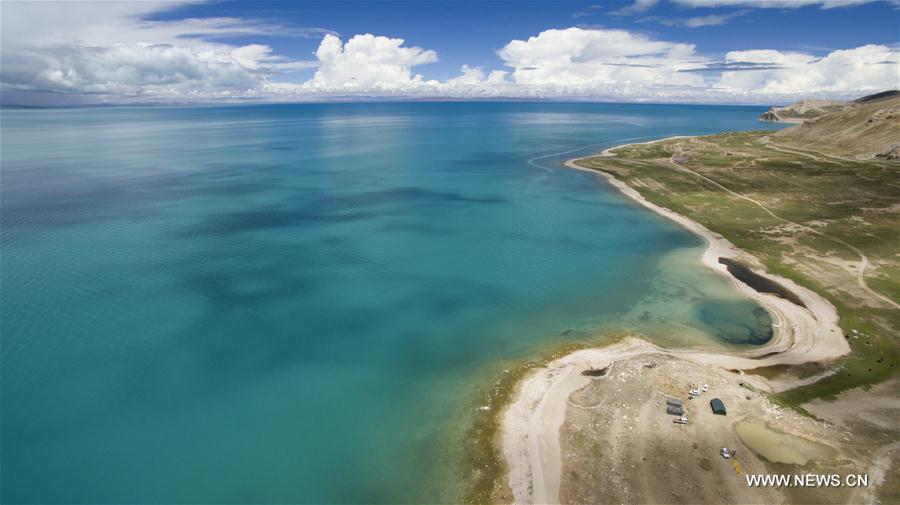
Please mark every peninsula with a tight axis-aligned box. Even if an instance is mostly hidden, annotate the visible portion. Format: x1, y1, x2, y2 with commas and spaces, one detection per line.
496, 92, 900, 504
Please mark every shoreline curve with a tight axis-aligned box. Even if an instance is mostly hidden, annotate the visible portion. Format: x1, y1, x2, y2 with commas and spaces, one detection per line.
500, 136, 851, 505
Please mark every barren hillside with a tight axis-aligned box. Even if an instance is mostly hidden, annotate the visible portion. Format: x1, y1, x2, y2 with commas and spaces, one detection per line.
774, 92, 900, 159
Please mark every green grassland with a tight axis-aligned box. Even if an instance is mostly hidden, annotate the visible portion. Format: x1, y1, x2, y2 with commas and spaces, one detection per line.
575, 131, 900, 408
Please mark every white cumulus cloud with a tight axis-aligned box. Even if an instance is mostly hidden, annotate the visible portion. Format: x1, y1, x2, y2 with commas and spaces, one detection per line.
26, 43, 262, 96
297, 34, 439, 93
716, 45, 900, 98
494, 27, 707, 99
1, 2, 897, 105
0, 1, 320, 103
673, 0, 889, 8
446, 65, 509, 85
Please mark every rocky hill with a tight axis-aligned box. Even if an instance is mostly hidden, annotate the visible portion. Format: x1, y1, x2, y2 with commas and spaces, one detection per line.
854, 89, 900, 104
773, 91, 900, 159
759, 99, 846, 123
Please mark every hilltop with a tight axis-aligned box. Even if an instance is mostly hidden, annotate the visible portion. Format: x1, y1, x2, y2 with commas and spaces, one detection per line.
854, 89, 900, 103
758, 99, 845, 123
774, 91, 900, 159
758, 89, 900, 126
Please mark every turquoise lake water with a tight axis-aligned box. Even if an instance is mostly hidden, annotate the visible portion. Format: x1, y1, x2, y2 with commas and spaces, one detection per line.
1, 102, 782, 503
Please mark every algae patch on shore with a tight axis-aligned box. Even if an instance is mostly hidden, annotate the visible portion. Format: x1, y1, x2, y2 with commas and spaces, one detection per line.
718, 257, 806, 308
735, 419, 835, 465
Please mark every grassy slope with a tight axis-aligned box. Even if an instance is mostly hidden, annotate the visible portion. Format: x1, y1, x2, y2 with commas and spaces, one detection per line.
575, 127, 900, 407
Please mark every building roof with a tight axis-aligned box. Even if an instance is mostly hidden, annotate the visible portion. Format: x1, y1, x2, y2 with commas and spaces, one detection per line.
666, 398, 683, 407
667, 405, 684, 416
710, 398, 727, 415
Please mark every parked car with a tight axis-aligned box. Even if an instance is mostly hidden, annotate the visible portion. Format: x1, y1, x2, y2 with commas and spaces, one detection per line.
702, 384, 709, 392
720, 447, 731, 459
673, 417, 688, 424
689, 389, 701, 396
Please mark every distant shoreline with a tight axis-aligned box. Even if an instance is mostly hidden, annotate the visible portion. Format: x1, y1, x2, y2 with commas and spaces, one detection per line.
759, 117, 805, 124
497, 136, 851, 504
0, 100, 780, 111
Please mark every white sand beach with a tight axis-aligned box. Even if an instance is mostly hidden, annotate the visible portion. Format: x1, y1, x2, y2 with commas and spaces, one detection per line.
500, 139, 852, 505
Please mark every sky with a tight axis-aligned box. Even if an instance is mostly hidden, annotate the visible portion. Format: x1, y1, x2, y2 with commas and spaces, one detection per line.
1, 0, 898, 106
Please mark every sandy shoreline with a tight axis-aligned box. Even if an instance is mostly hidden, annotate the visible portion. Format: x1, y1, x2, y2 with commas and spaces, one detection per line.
761, 118, 806, 124
500, 137, 851, 505
566, 139, 848, 369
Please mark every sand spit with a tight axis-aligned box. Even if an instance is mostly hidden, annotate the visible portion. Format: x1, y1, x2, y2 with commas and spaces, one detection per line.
500, 138, 852, 505
565, 140, 849, 370
555, 352, 873, 505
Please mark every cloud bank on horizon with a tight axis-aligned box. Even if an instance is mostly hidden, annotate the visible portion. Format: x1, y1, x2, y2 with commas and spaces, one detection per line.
1, 0, 898, 105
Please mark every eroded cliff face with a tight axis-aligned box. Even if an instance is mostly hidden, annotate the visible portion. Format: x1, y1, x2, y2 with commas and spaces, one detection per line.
876, 144, 899, 160
758, 110, 781, 122
758, 98, 845, 122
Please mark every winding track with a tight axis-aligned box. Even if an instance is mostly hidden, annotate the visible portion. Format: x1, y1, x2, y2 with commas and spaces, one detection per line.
847, 441, 900, 505
663, 148, 900, 310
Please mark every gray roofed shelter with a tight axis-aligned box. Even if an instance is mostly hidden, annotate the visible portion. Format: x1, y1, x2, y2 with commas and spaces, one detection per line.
710, 398, 727, 415
666, 398, 683, 407
667, 405, 684, 416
